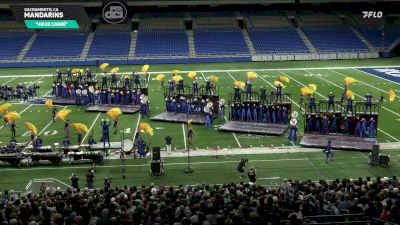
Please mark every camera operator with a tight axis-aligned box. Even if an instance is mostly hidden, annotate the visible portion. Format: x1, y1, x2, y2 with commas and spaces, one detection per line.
86, 169, 95, 189
104, 177, 112, 189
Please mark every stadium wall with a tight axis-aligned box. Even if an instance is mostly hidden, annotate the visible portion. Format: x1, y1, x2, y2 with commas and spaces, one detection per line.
0, 57, 251, 68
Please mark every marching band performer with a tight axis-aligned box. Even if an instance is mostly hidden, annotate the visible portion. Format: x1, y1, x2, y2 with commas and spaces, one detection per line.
192, 80, 198, 96
51, 106, 57, 123
77, 130, 83, 145
346, 96, 353, 114
205, 78, 212, 95
86, 68, 93, 81
369, 117, 376, 138
178, 79, 184, 94
102, 73, 108, 89
77, 70, 83, 84
10, 121, 16, 138
245, 80, 252, 100
113, 117, 119, 135
288, 120, 298, 144
365, 92, 373, 114
327, 92, 335, 112
111, 72, 117, 87
101, 119, 111, 147
64, 119, 70, 138
134, 71, 141, 88
260, 86, 266, 102
309, 95, 316, 113
234, 85, 241, 102
219, 99, 225, 120
62, 137, 70, 148
276, 83, 282, 102
56, 69, 62, 84
66, 68, 72, 81
330, 115, 338, 134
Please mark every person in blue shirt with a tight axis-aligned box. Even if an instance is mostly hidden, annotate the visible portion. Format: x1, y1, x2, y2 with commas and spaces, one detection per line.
276, 84, 282, 102
136, 138, 146, 158
62, 138, 70, 148
77, 71, 83, 84
100, 119, 111, 147
234, 86, 241, 102
219, 101, 225, 120
101, 74, 108, 89
260, 86, 267, 103
9, 137, 17, 149
282, 107, 289, 125
56, 69, 62, 84
306, 115, 312, 133
344, 117, 350, 135
111, 72, 117, 87
192, 80, 198, 96
309, 95, 316, 113
365, 92, 373, 114
168, 80, 174, 95
361, 118, 367, 137
88, 135, 96, 146
369, 117, 376, 138
134, 72, 141, 88
330, 115, 338, 134
178, 79, 184, 95
379, 92, 384, 106
288, 124, 298, 144
77, 130, 83, 145
86, 68, 92, 81
205, 79, 212, 95
245, 81, 252, 101
324, 140, 333, 163
241, 104, 246, 122
322, 116, 329, 134
327, 92, 335, 112
66, 68, 72, 81
246, 104, 252, 121
346, 96, 353, 114
315, 115, 321, 134
124, 76, 130, 89
35, 135, 43, 147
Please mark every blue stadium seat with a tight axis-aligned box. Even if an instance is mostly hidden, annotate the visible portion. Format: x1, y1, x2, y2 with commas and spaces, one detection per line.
135, 29, 189, 57
302, 26, 369, 52
88, 30, 130, 58
247, 27, 309, 53
193, 28, 249, 55
0, 31, 32, 60
25, 31, 87, 59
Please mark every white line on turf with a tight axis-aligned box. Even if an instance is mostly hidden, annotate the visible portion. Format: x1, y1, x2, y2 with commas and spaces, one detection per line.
0, 156, 366, 171
35, 106, 68, 138
352, 68, 400, 87
82, 112, 101, 143
328, 69, 400, 118
132, 114, 142, 142
2, 65, 400, 78
1, 77, 17, 85
182, 123, 187, 150
378, 128, 400, 142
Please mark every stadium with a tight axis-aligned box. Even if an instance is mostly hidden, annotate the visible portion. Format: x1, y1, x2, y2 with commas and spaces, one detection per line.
0, 0, 400, 224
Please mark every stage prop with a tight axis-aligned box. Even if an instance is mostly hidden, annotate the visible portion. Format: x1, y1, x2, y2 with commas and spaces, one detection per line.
300, 134, 377, 151
86, 104, 140, 114
150, 147, 164, 176
151, 112, 206, 124
218, 121, 289, 135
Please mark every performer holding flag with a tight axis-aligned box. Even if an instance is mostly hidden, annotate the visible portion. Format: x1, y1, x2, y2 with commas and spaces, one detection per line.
100, 119, 111, 147
365, 92, 373, 114
327, 92, 335, 112
64, 120, 70, 138
107, 107, 122, 135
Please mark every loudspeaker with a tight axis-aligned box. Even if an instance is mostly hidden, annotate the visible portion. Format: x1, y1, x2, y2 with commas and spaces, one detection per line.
152, 147, 160, 161
379, 153, 390, 167
151, 162, 161, 173
370, 144, 379, 163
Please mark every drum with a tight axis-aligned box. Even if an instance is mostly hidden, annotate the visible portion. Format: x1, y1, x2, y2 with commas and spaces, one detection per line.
122, 139, 134, 154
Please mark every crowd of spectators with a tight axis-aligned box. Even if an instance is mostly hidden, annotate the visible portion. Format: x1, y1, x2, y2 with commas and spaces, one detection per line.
0, 176, 400, 225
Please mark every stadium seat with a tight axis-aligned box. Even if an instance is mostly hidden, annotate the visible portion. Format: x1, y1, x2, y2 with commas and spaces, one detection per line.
88, 30, 131, 58
25, 31, 87, 59
301, 26, 369, 52
0, 31, 32, 60
247, 27, 309, 53
135, 29, 189, 57
193, 27, 249, 55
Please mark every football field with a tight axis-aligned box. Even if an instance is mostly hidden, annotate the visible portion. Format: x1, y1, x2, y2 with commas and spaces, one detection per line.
0, 58, 400, 191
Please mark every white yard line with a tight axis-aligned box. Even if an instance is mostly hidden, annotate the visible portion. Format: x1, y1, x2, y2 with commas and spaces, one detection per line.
352, 68, 400, 87
0, 156, 365, 171
82, 112, 101, 143
182, 123, 187, 150
1, 77, 17, 85
232, 132, 242, 148
378, 128, 400, 142
132, 114, 142, 141
36, 106, 68, 137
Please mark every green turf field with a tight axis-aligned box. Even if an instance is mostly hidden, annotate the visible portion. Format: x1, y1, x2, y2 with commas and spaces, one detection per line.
0, 58, 399, 191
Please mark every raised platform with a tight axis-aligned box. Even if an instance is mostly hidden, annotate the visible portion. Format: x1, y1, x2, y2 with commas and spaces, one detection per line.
88, 142, 122, 151
300, 134, 377, 151
50, 97, 76, 105
151, 112, 205, 124
86, 104, 140, 114
218, 121, 289, 136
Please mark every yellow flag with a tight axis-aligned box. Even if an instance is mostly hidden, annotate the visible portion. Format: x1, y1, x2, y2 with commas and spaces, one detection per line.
99, 63, 109, 70
156, 74, 165, 81
106, 107, 122, 120
346, 90, 355, 100
139, 122, 154, 136
171, 70, 181, 75
4, 111, 20, 122
247, 72, 257, 79
300, 87, 313, 96
110, 67, 120, 73
0, 103, 12, 113
45, 99, 53, 109
142, 64, 149, 73
388, 89, 395, 102
187, 71, 197, 80
172, 75, 183, 83
209, 75, 219, 82
56, 109, 71, 121
25, 122, 38, 136
345, 77, 357, 85
72, 68, 81, 74
234, 81, 246, 88
308, 84, 317, 91
279, 75, 289, 83
72, 123, 89, 133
